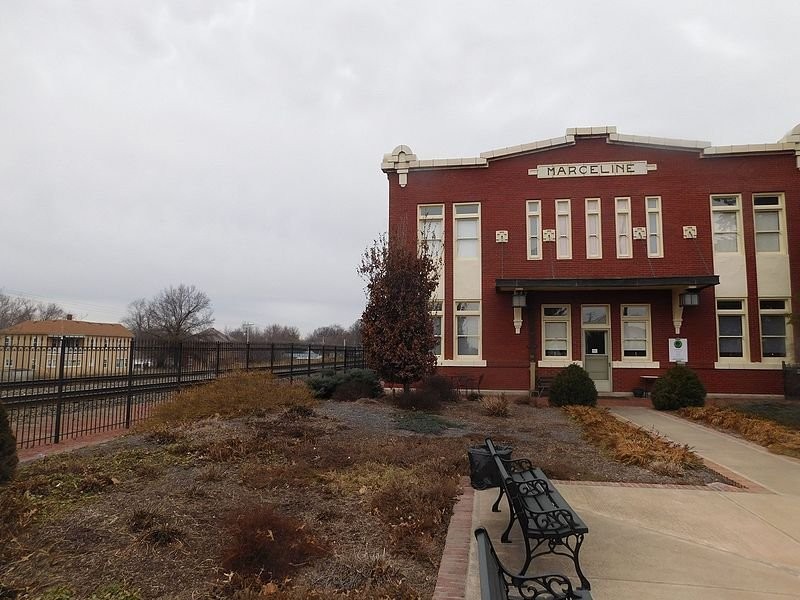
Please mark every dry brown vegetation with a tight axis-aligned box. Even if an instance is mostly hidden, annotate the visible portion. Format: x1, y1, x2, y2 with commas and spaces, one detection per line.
679, 405, 800, 458
1, 373, 733, 599
565, 406, 704, 476
479, 395, 510, 417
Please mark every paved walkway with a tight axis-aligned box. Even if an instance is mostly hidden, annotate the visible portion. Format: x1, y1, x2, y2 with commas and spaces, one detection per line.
456, 408, 800, 600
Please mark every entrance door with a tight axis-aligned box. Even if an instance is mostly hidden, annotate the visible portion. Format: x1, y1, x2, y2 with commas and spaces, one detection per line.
583, 329, 611, 392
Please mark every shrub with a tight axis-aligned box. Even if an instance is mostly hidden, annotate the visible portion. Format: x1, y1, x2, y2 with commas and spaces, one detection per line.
481, 395, 510, 417
393, 390, 440, 411
222, 503, 327, 582
0, 401, 18, 484
650, 365, 706, 411
307, 369, 383, 400
419, 374, 458, 403
548, 365, 597, 407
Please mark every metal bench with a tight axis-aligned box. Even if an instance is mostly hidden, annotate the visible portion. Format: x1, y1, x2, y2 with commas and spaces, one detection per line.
486, 438, 591, 591
474, 527, 592, 600
532, 376, 554, 398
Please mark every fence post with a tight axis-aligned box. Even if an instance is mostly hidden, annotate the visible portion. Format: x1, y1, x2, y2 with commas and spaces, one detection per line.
289, 343, 294, 382
176, 343, 183, 387
246, 342, 251, 371
321, 344, 325, 371
125, 339, 135, 428
270, 343, 275, 372
215, 342, 221, 379
53, 337, 68, 444
307, 346, 312, 377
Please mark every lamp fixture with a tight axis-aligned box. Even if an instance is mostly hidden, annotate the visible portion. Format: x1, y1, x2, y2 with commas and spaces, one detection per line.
679, 291, 700, 307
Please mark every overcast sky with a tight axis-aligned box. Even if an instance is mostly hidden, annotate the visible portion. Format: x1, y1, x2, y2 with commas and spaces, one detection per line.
2, 1, 799, 336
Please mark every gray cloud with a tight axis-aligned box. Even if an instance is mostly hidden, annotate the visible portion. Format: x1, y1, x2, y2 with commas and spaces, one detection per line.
2, 1, 798, 332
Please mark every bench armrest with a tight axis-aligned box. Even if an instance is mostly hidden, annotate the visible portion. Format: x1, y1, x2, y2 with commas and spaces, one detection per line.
509, 572, 582, 599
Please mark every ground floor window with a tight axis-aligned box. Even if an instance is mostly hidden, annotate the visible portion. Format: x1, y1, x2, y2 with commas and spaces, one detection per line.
621, 305, 650, 359
542, 305, 570, 358
455, 301, 480, 357
717, 299, 746, 359
430, 300, 443, 357
759, 299, 788, 358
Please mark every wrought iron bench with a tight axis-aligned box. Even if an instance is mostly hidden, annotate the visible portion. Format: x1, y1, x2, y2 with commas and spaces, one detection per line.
485, 438, 591, 591
474, 527, 592, 600
532, 376, 554, 398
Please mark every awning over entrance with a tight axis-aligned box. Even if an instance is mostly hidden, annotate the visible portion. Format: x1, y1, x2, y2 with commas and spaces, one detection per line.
496, 275, 719, 292
496, 275, 719, 335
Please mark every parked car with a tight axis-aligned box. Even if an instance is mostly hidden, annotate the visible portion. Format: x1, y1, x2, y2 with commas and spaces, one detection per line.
291, 351, 322, 361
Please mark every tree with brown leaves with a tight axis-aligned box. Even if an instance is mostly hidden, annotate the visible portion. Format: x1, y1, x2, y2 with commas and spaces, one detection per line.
358, 231, 439, 394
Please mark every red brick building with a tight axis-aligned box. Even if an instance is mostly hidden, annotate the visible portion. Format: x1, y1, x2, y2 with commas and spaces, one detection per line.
381, 126, 800, 396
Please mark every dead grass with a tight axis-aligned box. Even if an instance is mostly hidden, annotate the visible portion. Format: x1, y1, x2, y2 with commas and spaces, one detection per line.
141, 371, 315, 428
480, 395, 510, 417
679, 406, 800, 458
1, 373, 734, 598
565, 406, 704, 475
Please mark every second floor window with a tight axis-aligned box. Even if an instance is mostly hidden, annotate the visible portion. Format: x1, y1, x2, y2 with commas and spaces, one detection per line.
555, 199, 571, 259
454, 203, 480, 258
711, 195, 740, 253
646, 196, 663, 257
585, 198, 601, 259
527, 200, 541, 259
418, 205, 443, 258
615, 197, 632, 258
753, 194, 784, 253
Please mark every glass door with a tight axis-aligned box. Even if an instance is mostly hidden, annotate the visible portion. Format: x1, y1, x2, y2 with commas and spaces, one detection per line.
582, 305, 611, 392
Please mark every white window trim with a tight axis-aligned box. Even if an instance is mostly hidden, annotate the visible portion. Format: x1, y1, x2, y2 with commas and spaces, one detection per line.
555, 199, 572, 259
454, 300, 482, 360
752, 193, 786, 255
418, 204, 444, 258
453, 203, 480, 260
430, 300, 444, 359
716, 298, 748, 362
710, 194, 742, 255
620, 304, 652, 362
758, 298, 791, 362
585, 198, 602, 259
645, 196, 663, 258
526, 200, 542, 260
541, 304, 572, 362
615, 197, 632, 258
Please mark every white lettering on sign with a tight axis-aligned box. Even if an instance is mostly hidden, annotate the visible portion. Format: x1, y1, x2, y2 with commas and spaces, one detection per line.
528, 161, 653, 178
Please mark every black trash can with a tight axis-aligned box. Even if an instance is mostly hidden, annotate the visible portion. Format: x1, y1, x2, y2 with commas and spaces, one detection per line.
468, 443, 512, 490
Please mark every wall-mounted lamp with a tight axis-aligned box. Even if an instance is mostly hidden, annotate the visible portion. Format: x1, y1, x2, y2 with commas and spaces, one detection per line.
512, 291, 527, 334
679, 291, 700, 307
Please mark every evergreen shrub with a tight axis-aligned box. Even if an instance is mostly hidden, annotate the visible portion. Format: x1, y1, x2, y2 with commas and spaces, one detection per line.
307, 369, 383, 400
650, 365, 706, 411
548, 364, 598, 407
0, 400, 18, 484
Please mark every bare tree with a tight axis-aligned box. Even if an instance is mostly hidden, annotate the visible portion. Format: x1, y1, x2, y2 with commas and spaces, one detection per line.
123, 285, 214, 342
0, 292, 67, 329
305, 324, 347, 345
262, 324, 301, 343
358, 231, 439, 394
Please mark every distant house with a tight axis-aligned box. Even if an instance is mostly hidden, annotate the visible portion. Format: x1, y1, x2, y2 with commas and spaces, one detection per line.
192, 328, 234, 343
0, 317, 133, 380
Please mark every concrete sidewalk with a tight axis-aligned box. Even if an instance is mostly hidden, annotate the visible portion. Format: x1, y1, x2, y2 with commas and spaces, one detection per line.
460, 409, 800, 599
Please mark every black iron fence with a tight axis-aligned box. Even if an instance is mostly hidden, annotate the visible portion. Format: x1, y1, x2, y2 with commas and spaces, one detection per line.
784, 361, 800, 400
0, 341, 365, 449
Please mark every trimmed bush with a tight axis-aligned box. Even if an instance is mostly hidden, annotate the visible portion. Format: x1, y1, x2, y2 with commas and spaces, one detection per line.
419, 374, 458, 403
650, 365, 706, 411
0, 401, 18, 484
307, 369, 383, 400
548, 364, 598, 407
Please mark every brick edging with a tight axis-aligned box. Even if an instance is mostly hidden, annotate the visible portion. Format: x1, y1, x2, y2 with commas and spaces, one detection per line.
432, 476, 474, 600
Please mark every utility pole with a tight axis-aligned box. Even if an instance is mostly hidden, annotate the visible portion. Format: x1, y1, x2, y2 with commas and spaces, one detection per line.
242, 321, 254, 344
